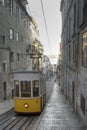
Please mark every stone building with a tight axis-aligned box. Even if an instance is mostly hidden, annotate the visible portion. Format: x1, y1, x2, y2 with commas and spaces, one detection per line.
60, 0, 87, 125
57, 42, 63, 87
42, 55, 53, 80
0, 0, 36, 101
26, 17, 44, 71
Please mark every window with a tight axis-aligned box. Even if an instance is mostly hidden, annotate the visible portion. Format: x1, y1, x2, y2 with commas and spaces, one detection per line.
83, 0, 87, 23
82, 31, 87, 68
2, 35, 5, 44
21, 53, 23, 59
3, 82, 6, 100
10, 52, 14, 62
1, 0, 4, 6
17, 53, 20, 62
3, 62, 6, 71
21, 35, 23, 42
10, 0, 13, 14
21, 11, 23, 19
20, 81, 31, 97
24, 18, 26, 27
80, 94, 85, 115
26, 21, 28, 30
16, 32, 19, 41
73, 3, 76, 33
16, 7, 19, 20
69, 17, 71, 40
69, 44, 71, 62
73, 41, 77, 63
10, 28, 14, 40
14, 81, 19, 97
32, 80, 39, 97
32, 45, 35, 54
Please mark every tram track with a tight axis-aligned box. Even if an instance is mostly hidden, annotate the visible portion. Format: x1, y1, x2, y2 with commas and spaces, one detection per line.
0, 109, 14, 121
0, 110, 39, 130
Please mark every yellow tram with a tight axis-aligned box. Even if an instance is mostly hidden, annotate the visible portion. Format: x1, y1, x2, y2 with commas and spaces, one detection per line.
12, 70, 46, 113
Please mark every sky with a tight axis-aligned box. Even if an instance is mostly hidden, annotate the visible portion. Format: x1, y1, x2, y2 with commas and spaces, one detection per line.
27, 0, 62, 64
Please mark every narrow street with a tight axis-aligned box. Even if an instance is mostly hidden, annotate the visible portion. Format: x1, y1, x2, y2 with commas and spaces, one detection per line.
34, 81, 85, 130
0, 80, 86, 130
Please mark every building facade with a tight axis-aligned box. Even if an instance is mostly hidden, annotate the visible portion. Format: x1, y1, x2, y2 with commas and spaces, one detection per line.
26, 17, 44, 71
57, 42, 63, 87
0, 0, 39, 101
60, 0, 87, 125
42, 55, 53, 80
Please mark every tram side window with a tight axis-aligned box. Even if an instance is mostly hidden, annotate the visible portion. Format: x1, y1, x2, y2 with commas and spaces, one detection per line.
32, 80, 39, 97
14, 81, 19, 97
20, 81, 31, 97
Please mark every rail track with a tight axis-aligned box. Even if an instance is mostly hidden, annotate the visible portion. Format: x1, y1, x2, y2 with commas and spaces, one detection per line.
0, 109, 39, 130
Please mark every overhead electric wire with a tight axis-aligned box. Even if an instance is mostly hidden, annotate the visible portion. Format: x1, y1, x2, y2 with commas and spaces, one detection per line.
40, 0, 54, 64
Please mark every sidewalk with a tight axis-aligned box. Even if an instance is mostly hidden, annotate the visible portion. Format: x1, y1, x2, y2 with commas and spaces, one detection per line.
34, 83, 86, 130
0, 99, 14, 115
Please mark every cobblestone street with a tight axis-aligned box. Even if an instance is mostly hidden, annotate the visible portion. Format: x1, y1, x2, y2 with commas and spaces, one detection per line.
36, 82, 86, 130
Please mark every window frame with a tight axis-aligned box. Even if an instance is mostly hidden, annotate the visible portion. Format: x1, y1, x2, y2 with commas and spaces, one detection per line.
1, 0, 4, 6
16, 6, 19, 20
3, 62, 6, 72
2, 35, 5, 44
10, 0, 13, 15
17, 53, 20, 62
32, 80, 39, 97
16, 32, 19, 42
10, 52, 14, 63
14, 80, 19, 97
80, 94, 85, 115
10, 28, 14, 40
20, 81, 31, 98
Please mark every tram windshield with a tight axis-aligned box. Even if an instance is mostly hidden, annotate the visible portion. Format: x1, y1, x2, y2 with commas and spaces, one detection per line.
14, 80, 39, 98
20, 81, 31, 97
32, 80, 39, 97
14, 80, 19, 97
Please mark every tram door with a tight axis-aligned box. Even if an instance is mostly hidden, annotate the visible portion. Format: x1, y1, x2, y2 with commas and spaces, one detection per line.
3, 82, 6, 100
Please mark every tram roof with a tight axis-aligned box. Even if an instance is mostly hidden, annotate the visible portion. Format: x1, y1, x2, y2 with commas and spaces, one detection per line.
11, 70, 45, 81
11, 70, 43, 74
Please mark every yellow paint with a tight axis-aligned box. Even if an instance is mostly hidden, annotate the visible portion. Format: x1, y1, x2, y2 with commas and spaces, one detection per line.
14, 98, 42, 113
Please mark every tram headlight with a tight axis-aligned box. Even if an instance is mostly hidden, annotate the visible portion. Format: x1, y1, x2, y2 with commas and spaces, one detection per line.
24, 103, 29, 108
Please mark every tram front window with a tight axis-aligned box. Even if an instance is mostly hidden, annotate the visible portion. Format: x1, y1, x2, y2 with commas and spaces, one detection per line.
20, 81, 31, 97
14, 81, 19, 97
32, 80, 39, 97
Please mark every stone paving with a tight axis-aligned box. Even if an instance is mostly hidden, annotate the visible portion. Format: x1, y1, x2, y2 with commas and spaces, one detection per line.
0, 99, 14, 115
36, 83, 86, 130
